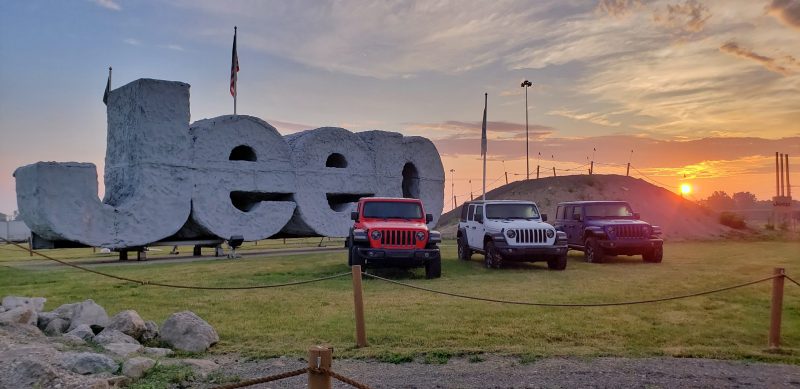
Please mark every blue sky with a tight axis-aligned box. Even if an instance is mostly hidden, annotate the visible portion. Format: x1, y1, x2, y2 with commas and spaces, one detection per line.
1, 0, 799, 215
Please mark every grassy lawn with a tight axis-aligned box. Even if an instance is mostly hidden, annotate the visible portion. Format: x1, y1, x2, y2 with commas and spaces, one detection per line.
1, 240, 799, 364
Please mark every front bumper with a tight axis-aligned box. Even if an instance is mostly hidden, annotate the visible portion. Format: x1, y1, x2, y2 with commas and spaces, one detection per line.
597, 238, 663, 254
493, 240, 568, 262
355, 247, 440, 268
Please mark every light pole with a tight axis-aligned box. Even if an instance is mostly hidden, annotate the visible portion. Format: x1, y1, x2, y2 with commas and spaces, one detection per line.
521, 80, 532, 180
450, 169, 456, 210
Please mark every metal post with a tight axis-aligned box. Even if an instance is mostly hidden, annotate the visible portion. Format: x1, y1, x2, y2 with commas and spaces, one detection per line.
28, 236, 33, 256
119, 251, 127, 261
780, 153, 785, 197
525, 85, 529, 180
785, 154, 791, 198
308, 346, 332, 389
776, 152, 780, 198
352, 265, 368, 347
769, 267, 785, 350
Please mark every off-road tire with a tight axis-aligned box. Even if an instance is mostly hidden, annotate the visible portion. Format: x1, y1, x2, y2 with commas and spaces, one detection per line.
584, 237, 603, 263
425, 257, 442, 279
547, 254, 568, 270
457, 236, 472, 261
484, 241, 501, 269
643, 246, 663, 263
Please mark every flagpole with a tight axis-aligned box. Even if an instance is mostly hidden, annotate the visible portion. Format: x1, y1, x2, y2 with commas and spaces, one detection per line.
108, 67, 112, 88
233, 26, 237, 116
483, 93, 487, 201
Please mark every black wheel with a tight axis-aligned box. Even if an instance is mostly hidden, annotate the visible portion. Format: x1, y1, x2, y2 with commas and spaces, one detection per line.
584, 237, 603, 263
425, 257, 441, 279
643, 246, 663, 263
484, 241, 502, 269
547, 254, 567, 270
457, 236, 472, 261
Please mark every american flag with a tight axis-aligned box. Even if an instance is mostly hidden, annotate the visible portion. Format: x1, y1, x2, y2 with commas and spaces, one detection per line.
481, 93, 487, 157
230, 27, 239, 97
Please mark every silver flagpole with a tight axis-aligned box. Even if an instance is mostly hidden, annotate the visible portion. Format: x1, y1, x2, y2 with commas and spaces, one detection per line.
483, 93, 487, 201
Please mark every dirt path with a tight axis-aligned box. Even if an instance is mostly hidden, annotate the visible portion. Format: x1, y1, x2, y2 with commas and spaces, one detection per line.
199, 354, 800, 388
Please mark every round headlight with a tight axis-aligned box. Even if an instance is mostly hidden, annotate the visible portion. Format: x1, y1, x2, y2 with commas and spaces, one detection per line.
370, 230, 382, 240
415, 231, 426, 241
546, 229, 555, 238
506, 229, 516, 239
606, 227, 615, 235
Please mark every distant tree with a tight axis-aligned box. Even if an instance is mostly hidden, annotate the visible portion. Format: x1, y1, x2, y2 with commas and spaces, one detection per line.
732, 192, 757, 209
705, 191, 735, 210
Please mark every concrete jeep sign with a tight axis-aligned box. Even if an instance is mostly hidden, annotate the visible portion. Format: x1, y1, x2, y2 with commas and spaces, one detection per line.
14, 79, 444, 249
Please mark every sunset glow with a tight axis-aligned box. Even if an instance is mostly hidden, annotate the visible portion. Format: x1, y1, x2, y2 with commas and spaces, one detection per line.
681, 183, 693, 196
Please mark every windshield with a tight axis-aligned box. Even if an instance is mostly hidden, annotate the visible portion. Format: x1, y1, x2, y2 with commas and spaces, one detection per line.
585, 203, 633, 218
363, 202, 423, 219
486, 203, 540, 219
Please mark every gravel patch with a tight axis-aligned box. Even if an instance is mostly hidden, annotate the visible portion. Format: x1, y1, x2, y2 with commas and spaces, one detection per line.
200, 354, 800, 388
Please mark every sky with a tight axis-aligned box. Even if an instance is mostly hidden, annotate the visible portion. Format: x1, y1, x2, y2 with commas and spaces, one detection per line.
0, 0, 799, 216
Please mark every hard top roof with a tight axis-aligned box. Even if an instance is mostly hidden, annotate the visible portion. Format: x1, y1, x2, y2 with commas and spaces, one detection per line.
557, 200, 630, 205
360, 197, 422, 202
463, 199, 537, 205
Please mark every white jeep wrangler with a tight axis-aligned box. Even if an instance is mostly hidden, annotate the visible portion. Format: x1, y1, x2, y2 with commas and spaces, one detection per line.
457, 200, 568, 270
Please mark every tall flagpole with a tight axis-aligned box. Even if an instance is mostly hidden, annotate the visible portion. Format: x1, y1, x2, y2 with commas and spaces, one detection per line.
482, 93, 487, 201
233, 26, 237, 115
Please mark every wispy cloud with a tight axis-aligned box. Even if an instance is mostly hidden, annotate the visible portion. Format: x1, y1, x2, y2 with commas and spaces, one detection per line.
652, 0, 711, 35
719, 41, 798, 76
159, 44, 184, 51
596, 0, 643, 18
123, 38, 141, 46
767, 0, 800, 30
90, 0, 121, 11
548, 109, 621, 127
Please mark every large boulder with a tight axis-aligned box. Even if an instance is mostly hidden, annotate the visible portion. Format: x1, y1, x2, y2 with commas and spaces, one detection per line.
66, 324, 95, 341
140, 320, 159, 343
94, 329, 138, 345
122, 357, 155, 379
2, 296, 46, 312
0, 306, 38, 326
37, 311, 58, 330
61, 352, 118, 375
106, 310, 146, 340
103, 342, 143, 358
160, 311, 218, 352
66, 300, 109, 331
43, 317, 69, 336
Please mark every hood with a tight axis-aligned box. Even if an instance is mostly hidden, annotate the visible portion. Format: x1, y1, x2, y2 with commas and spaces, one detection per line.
484, 218, 554, 232
362, 220, 428, 230
585, 219, 650, 227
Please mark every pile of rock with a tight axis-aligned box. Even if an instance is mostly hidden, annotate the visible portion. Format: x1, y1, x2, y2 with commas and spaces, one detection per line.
0, 296, 220, 388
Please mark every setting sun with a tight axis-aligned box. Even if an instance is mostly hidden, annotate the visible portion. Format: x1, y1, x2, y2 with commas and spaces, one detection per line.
680, 183, 692, 195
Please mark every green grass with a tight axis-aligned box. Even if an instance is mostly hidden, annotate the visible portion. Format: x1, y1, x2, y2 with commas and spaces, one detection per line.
1, 240, 799, 364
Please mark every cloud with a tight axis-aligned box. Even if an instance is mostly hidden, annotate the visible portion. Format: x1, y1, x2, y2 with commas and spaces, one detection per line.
719, 41, 797, 76
159, 44, 184, 51
767, 0, 800, 30
596, 0, 643, 18
123, 38, 141, 46
90, 0, 121, 11
267, 119, 316, 134
653, 0, 711, 34
405, 120, 554, 141
548, 109, 621, 127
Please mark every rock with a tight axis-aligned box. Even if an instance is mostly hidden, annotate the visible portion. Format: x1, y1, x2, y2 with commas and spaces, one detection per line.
67, 299, 109, 331
2, 296, 46, 312
160, 311, 218, 352
62, 333, 88, 346
140, 320, 159, 343
103, 342, 143, 358
94, 329, 139, 345
53, 302, 79, 319
67, 324, 95, 341
106, 310, 146, 339
122, 357, 156, 379
105, 375, 131, 388
0, 357, 58, 388
37, 311, 58, 330
0, 306, 38, 326
61, 352, 118, 375
143, 347, 174, 358
44, 317, 69, 336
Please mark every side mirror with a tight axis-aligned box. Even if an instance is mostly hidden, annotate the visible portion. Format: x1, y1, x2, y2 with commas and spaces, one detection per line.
350, 211, 359, 221
475, 214, 483, 223
425, 213, 433, 223
541, 214, 548, 222
633, 212, 640, 220
572, 214, 582, 221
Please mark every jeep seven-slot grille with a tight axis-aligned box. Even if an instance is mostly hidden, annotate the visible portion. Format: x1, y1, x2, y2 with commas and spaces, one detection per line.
513, 229, 547, 244
615, 225, 647, 239
380, 230, 416, 247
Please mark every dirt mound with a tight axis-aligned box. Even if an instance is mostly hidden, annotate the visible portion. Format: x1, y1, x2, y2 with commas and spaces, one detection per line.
437, 174, 733, 241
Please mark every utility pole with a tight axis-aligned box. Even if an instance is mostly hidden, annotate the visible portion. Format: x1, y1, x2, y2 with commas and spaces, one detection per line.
521, 80, 532, 180
627, 149, 633, 177
450, 169, 456, 210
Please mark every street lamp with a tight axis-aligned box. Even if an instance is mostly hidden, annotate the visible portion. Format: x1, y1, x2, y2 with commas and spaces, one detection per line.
450, 169, 456, 210
521, 80, 533, 180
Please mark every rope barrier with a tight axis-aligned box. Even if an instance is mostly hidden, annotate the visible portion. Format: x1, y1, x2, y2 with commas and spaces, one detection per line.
312, 367, 372, 389
786, 274, 800, 288
0, 237, 349, 290
209, 367, 371, 389
362, 272, 780, 307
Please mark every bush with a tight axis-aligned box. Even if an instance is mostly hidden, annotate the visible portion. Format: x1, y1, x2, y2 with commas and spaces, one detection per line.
719, 212, 746, 229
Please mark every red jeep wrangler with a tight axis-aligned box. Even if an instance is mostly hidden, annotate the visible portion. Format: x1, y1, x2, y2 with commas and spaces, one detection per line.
347, 197, 442, 279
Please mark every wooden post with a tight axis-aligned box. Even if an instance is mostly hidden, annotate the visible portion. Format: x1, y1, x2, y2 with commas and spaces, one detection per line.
505, 171, 508, 184
28, 236, 33, 256
352, 265, 368, 347
536, 165, 540, 179
590, 161, 594, 175
626, 162, 630, 177
552, 166, 556, 177
308, 345, 332, 389
769, 267, 785, 350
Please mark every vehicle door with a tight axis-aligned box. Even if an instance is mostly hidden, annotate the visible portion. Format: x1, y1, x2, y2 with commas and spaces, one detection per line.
567, 205, 584, 245
466, 204, 485, 249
